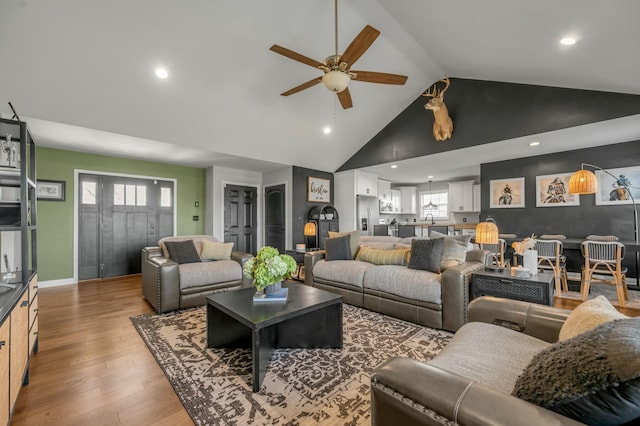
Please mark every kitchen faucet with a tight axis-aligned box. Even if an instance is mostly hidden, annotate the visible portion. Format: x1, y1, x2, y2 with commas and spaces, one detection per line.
424, 213, 435, 225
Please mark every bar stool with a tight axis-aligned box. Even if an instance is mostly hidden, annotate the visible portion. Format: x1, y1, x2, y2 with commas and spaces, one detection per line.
535, 239, 568, 296
580, 240, 628, 307
373, 225, 389, 236
397, 225, 416, 238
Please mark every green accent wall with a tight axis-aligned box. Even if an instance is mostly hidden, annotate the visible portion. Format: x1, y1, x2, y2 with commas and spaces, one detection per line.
36, 147, 206, 281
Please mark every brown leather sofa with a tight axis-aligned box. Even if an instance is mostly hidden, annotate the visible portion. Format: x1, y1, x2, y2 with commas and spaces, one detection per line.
304, 236, 486, 332
371, 297, 583, 426
141, 235, 252, 313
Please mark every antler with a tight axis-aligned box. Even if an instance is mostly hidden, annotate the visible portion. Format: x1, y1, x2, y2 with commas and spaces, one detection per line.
421, 86, 438, 98
422, 76, 450, 99
439, 76, 450, 94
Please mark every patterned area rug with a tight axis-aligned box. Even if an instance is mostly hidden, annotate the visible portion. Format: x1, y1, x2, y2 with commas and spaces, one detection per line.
130, 304, 451, 425
559, 282, 640, 309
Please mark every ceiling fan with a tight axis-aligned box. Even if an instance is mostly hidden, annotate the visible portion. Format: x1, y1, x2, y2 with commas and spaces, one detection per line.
269, 0, 408, 109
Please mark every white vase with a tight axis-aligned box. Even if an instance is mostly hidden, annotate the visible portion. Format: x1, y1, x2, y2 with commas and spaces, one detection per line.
522, 250, 538, 275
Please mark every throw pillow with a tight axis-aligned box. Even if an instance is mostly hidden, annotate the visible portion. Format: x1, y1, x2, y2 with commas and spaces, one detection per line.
355, 246, 409, 266
164, 240, 201, 264
429, 231, 471, 270
324, 235, 352, 261
200, 240, 234, 261
328, 230, 360, 259
512, 318, 640, 425
559, 295, 627, 341
408, 238, 444, 273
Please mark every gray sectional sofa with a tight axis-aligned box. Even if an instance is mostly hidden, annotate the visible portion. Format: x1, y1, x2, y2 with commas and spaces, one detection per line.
304, 235, 486, 332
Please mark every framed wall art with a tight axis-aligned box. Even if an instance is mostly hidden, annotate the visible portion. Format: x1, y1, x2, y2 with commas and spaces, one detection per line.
489, 177, 525, 208
595, 166, 640, 206
535, 173, 580, 207
307, 176, 330, 203
37, 179, 66, 201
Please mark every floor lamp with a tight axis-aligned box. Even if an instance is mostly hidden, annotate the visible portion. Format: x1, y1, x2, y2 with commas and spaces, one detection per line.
569, 163, 639, 288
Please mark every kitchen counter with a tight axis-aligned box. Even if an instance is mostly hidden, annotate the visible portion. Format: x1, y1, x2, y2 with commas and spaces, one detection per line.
398, 222, 478, 229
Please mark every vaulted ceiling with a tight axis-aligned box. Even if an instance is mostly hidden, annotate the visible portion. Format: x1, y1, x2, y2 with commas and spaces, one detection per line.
1, 0, 639, 178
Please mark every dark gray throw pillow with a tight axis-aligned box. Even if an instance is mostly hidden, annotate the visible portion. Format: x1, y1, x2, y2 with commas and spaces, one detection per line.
408, 238, 444, 273
165, 240, 201, 264
512, 318, 640, 425
324, 235, 352, 261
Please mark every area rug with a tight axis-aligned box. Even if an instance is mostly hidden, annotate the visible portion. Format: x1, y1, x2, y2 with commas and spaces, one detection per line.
130, 304, 451, 425
559, 281, 640, 309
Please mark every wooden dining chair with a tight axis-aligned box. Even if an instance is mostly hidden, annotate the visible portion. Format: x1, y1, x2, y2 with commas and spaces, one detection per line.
535, 239, 568, 296
580, 240, 628, 307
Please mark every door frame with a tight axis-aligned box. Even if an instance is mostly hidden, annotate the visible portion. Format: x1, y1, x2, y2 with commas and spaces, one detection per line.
73, 169, 178, 283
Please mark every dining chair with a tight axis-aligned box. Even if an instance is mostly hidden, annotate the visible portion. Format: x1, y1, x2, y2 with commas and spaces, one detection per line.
373, 225, 389, 236
479, 238, 507, 268
535, 239, 568, 296
397, 225, 416, 238
580, 240, 628, 307
586, 235, 619, 241
539, 234, 567, 240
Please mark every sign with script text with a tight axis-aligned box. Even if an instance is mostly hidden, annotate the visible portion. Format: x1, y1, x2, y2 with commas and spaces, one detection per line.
307, 176, 331, 202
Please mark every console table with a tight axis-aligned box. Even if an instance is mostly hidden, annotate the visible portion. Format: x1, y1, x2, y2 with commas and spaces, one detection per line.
472, 269, 555, 306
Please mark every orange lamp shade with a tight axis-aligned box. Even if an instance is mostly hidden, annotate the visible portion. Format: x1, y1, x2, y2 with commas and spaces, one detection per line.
475, 221, 499, 245
568, 169, 597, 194
303, 222, 317, 236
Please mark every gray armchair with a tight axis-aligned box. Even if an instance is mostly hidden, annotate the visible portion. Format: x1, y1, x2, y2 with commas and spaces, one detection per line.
141, 235, 252, 313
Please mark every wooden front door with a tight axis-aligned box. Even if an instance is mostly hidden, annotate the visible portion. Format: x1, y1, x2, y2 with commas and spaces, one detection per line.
265, 184, 285, 252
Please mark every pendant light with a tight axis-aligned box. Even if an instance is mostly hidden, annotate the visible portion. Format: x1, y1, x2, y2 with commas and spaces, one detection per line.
425, 180, 437, 210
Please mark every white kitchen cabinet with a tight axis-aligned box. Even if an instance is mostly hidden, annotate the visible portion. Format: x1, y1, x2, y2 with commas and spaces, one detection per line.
378, 180, 391, 200
391, 189, 401, 213
398, 186, 417, 214
356, 171, 378, 197
449, 181, 474, 212
473, 184, 481, 212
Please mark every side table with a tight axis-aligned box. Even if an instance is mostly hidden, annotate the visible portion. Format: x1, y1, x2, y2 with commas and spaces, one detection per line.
471, 269, 555, 306
285, 250, 307, 282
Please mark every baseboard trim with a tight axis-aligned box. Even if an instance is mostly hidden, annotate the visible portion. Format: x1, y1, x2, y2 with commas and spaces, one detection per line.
39, 278, 76, 288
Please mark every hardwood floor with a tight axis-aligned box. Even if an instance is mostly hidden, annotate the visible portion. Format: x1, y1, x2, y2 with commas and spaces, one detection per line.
11, 275, 192, 426
10, 275, 639, 425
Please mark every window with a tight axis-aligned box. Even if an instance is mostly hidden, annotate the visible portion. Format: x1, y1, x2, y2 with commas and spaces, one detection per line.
420, 191, 448, 219
160, 187, 172, 207
114, 183, 147, 206
81, 181, 97, 205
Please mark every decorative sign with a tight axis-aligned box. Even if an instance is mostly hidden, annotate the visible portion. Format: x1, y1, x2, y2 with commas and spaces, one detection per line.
307, 176, 331, 203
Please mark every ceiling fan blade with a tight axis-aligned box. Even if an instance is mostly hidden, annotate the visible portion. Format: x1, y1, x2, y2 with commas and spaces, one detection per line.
269, 44, 324, 69
351, 70, 408, 85
280, 76, 323, 96
340, 25, 380, 67
337, 88, 353, 109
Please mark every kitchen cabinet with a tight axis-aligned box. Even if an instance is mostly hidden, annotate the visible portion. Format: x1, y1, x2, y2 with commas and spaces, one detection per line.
449, 181, 474, 212
0, 318, 8, 425
391, 190, 401, 213
356, 171, 378, 197
398, 186, 417, 214
473, 184, 481, 212
378, 180, 391, 201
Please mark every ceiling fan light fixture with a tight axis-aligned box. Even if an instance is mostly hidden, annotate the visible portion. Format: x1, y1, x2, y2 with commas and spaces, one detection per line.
322, 70, 350, 93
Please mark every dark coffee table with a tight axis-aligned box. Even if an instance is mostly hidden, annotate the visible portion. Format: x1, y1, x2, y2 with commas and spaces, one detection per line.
206, 283, 343, 392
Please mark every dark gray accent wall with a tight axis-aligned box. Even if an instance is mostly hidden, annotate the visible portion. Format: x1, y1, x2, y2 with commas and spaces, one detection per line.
292, 166, 334, 247
481, 140, 640, 276
338, 78, 640, 171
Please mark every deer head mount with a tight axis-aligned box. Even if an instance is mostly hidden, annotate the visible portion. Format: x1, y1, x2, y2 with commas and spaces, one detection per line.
422, 77, 453, 141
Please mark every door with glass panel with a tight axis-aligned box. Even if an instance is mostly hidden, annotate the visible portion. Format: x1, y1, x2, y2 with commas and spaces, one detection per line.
78, 174, 174, 280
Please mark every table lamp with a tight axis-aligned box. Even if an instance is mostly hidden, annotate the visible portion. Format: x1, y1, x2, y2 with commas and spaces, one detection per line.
304, 221, 317, 250
476, 218, 499, 270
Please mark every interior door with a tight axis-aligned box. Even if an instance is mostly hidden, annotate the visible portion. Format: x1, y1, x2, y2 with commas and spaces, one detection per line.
224, 184, 257, 254
265, 184, 285, 252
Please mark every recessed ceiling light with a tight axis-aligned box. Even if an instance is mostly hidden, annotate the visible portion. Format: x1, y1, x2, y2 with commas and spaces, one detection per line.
155, 68, 169, 79
529, 141, 540, 146
560, 37, 576, 46
323, 126, 332, 134
390, 164, 398, 169
427, 175, 434, 179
